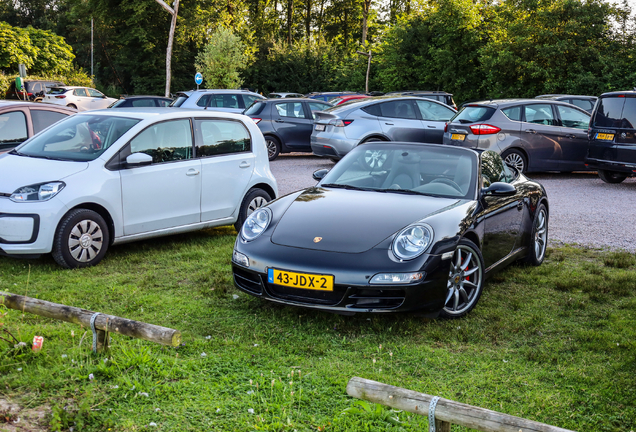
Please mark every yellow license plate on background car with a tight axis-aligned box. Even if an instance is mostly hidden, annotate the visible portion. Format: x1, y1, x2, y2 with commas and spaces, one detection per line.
268, 268, 334, 291
596, 133, 614, 141
451, 133, 466, 141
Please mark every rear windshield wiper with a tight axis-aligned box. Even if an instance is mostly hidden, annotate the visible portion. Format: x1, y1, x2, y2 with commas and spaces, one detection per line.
457, 119, 473, 124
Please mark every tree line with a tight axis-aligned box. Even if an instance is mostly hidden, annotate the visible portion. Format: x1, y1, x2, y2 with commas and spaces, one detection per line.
1, 0, 634, 102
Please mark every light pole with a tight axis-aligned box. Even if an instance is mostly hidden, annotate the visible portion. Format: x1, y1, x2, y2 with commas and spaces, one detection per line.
356, 50, 372, 94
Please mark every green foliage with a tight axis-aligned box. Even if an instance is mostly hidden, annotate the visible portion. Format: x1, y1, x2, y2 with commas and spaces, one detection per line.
24, 26, 75, 75
195, 27, 251, 89
0, 21, 37, 70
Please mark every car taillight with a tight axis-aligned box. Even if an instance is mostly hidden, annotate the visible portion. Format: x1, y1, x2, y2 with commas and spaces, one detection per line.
444, 122, 448, 133
469, 124, 501, 135
328, 119, 354, 127
55, 95, 66, 99
251, 118, 262, 124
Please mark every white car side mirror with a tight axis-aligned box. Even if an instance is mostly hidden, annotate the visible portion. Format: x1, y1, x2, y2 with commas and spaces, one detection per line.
126, 152, 153, 167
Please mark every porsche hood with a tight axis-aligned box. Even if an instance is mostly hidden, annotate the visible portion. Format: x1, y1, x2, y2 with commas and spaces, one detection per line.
270, 187, 461, 253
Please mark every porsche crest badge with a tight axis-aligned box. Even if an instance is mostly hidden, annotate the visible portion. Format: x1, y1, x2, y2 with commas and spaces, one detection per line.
313, 237, 322, 243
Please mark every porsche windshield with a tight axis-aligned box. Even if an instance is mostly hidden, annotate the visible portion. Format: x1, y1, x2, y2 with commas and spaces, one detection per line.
321, 144, 478, 199
15, 115, 140, 161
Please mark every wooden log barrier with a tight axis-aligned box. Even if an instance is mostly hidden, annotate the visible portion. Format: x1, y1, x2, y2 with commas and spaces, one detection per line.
346, 377, 576, 432
1, 291, 181, 351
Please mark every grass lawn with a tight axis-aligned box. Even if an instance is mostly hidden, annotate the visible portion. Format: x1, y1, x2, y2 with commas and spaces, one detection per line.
1, 227, 635, 431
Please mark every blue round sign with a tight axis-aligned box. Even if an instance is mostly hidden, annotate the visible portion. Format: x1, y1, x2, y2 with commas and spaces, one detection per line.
194, 72, 203, 85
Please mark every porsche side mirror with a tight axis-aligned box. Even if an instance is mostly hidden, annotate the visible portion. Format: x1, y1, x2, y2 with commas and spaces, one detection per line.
126, 152, 153, 167
313, 168, 330, 181
482, 182, 516, 196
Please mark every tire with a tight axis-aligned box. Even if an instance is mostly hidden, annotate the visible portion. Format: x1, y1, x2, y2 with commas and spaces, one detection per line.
52, 209, 110, 269
439, 239, 485, 318
234, 188, 272, 231
524, 203, 548, 266
265, 136, 281, 161
598, 169, 627, 184
502, 149, 527, 174
67, 104, 77, 109
359, 138, 389, 169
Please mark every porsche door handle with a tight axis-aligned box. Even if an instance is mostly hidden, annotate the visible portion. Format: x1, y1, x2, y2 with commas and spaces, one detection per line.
239, 161, 251, 168
186, 169, 200, 176
524, 129, 537, 134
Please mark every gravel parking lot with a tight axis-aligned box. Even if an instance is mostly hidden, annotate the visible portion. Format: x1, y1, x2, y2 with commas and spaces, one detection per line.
270, 153, 636, 252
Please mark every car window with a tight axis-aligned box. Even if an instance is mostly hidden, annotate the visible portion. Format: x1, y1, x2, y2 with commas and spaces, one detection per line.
195, 119, 251, 157
49, 88, 68, 95
275, 102, 306, 118
87, 88, 104, 98
451, 106, 495, 123
0, 111, 28, 144
361, 103, 382, 116
570, 99, 593, 112
130, 119, 193, 163
210, 94, 240, 109
31, 110, 69, 134
157, 99, 171, 107
244, 101, 266, 116
242, 94, 262, 107
415, 100, 454, 121
481, 150, 512, 186
308, 102, 331, 119
170, 94, 189, 107
196, 94, 211, 108
131, 98, 156, 107
29, 82, 43, 94
379, 100, 418, 119
18, 115, 140, 161
524, 104, 557, 126
556, 105, 590, 130
73, 88, 88, 97
501, 106, 522, 121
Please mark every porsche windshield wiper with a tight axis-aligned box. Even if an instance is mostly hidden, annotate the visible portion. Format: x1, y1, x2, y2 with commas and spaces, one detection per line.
321, 183, 374, 192
376, 188, 429, 196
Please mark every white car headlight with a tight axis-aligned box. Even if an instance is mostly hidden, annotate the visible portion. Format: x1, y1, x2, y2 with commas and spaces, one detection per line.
392, 224, 433, 260
10, 182, 65, 202
241, 208, 271, 241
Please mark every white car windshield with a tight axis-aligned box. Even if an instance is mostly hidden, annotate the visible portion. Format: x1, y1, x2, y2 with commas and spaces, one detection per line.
320, 144, 478, 199
14, 115, 140, 161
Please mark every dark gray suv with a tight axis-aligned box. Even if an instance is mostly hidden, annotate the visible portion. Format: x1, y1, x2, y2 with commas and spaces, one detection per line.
443, 99, 591, 173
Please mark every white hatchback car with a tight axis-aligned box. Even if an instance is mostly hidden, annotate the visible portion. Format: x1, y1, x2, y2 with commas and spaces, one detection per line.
43, 86, 118, 111
0, 108, 277, 268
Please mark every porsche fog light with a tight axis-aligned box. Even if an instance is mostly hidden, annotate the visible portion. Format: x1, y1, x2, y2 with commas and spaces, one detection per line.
370, 272, 425, 285
241, 208, 271, 241
392, 224, 433, 260
233, 250, 249, 267
10, 182, 65, 202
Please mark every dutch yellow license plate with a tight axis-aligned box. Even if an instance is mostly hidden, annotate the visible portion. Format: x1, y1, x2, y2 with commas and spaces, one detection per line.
596, 133, 614, 141
451, 133, 466, 141
268, 268, 334, 291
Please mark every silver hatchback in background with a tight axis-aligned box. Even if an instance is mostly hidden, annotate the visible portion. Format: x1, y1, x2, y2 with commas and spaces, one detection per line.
443, 99, 591, 173
311, 96, 456, 166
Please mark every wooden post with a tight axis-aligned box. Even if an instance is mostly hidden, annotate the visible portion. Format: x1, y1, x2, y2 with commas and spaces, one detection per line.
346, 377, 575, 432
0, 291, 181, 348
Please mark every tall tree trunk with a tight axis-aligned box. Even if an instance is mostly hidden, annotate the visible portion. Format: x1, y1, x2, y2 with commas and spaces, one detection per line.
344, 6, 348, 48
361, 0, 371, 46
154, 0, 179, 97
287, 0, 294, 45
305, 0, 311, 42
317, 0, 325, 33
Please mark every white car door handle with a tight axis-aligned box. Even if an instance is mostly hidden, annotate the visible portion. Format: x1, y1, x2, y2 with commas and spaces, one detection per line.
239, 161, 251, 168
186, 169, 200, 176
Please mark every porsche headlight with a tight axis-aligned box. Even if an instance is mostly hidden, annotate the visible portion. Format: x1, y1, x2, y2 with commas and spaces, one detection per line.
392, 224, 433, 260
241, 208, 271, 241
10, 182, 65, 202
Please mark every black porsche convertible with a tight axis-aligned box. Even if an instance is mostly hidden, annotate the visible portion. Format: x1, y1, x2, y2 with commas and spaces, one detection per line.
232, 142, 549, 318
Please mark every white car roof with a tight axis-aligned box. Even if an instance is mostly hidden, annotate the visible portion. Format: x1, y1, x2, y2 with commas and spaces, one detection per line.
78, 107, 249, 121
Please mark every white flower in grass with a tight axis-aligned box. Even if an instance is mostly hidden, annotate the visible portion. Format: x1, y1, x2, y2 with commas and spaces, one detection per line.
233, 294, 239, 299
149, 422, 157, 427
205, 335, 212, 340
61, 354, 68, 358
247, 390, 254, 395
216, 408, 221, 413
138, 392, 149, 397
248, 408, 255, 414
201, 352, 207, 357
17, 368, 22, 372
88, 373, 94, 380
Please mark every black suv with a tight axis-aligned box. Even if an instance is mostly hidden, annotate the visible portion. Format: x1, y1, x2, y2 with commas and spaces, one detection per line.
5, 80, 65, 101
586, 91, 636, 183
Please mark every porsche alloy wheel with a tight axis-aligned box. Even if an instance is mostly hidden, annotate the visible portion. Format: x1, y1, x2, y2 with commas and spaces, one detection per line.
525, 203, 548, 266
440, 239, 484, 318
